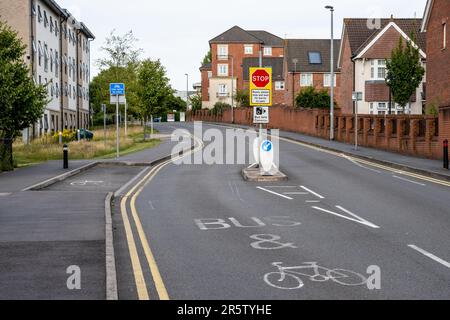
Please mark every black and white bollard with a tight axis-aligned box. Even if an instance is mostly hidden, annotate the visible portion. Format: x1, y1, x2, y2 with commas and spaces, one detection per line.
63, 144, 69, 169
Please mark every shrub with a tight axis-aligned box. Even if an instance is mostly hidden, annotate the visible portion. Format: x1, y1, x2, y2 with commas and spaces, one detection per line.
52, 129, 76, 143
295, 87, 337, 109
211, 102, 231, 116
235, 90, 250, 108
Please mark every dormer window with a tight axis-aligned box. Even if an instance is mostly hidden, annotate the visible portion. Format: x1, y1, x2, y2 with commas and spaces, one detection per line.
308, 52, 322, 64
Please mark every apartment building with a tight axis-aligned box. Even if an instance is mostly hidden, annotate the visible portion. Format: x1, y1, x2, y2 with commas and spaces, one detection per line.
338, 18, 426, 115
201, 25, 284, 109
283, 39, 341, 108
0, 0, 94, 139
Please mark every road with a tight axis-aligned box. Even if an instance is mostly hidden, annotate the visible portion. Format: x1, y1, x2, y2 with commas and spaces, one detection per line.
115, 122, 450, 300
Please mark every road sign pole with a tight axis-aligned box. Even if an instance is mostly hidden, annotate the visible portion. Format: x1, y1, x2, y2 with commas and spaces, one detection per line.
116, 94, 120, 159
125, 97, 128, 137
103, 104, 106, 147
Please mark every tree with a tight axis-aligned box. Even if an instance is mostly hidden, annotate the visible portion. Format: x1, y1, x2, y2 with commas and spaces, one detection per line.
295, 87, 334, 109
0, 21, 47, 171
211, 102, 231, 116
165, 94, 187, 112
201, 50, 212, 66
386, 35, 425, 111
137, 59, 173, 138
97, 30, 143, 71
235, 90, 250, 107
190, 94, 202, 111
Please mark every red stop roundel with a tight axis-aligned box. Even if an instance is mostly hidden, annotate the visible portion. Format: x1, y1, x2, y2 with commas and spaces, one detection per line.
252, 69, 270, 88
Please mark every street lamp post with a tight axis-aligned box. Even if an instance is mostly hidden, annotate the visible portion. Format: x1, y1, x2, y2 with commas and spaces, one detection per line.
325, 5, 335, 141
230, 55, 235, 124
185, 73, 189, 111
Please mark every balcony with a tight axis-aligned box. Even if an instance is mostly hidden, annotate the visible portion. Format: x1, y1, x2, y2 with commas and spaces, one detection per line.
216, 55, 229, 61
216, 92, 230, 98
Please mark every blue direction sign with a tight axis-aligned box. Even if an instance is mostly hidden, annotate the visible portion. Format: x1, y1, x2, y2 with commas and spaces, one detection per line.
110, 83, 125, 95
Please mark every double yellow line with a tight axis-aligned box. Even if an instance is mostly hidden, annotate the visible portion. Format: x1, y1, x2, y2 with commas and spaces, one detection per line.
120, 132, 204, 300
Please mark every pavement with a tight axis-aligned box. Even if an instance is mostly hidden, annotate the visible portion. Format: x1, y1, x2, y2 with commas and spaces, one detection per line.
0, 129, 176, 300
114, 123, 450, 300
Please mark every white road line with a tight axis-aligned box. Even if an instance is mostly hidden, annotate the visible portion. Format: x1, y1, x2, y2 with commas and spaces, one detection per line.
392, 175, 426, 186
306, 200, 321, 203
148, 200, 156, 211
300, 186, 325, 199
283, 192, 309, 195
264, 186, 298, 188
312, 206, 380, 229
0, 193, 12, 196
257, 187, 293, 200
341, 154, 382, 174
408, 245, 450, 269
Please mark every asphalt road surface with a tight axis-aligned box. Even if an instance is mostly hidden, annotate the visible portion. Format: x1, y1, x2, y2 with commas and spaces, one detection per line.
115, 123, 450, 300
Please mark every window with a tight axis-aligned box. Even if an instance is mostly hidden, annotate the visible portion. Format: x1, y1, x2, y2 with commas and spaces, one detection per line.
218, 64, 228, 76
323, 74, 337, 87
371, 59, 386, 80
44, 11, 48, 28
63, 54, 68, 75
244, 45, 253, 55
275, 81, 285, 90
55, 51, 59, 78
300, 73, 313, 86
207, 71, 212, 79
50, 17, 53, 32
50, 49, 54, 73
263, 47, 272, 56
378, 111, 386, 115
218, 45, 228, 60
44, 43, 49, 72
218, 84, 228, 96
308, 52, 322, 64
378, 102, 387, 110
38, 6, 42, 22
38, 41, 43, 66
443, 23, 447, 49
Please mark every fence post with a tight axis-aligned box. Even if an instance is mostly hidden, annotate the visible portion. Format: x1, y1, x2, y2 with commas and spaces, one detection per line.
444, 139, 449, 170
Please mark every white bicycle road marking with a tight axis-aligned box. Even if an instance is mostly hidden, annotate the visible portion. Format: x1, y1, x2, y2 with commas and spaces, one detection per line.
408, 245, 450, 269
264, 262, 367, 290
312, 206, 380, 229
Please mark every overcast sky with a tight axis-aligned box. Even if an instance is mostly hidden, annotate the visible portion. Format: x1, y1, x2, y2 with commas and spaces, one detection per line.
57, 0, 426, 91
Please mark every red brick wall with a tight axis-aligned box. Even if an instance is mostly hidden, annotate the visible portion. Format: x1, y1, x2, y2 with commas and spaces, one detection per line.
190, 106, 441, 159
426, 0, 450, 149
339, 33, 354, 114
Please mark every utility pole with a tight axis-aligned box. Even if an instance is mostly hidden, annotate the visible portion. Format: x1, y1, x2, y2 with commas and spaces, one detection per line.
326, 5, 335, 141
231, 55, 235, 123
185, 73, 189, 111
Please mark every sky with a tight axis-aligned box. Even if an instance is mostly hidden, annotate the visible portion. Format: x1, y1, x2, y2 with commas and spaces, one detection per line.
57, 0, 427, 91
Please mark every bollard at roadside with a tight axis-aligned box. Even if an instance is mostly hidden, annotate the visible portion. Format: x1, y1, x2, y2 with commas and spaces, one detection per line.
63, 144, 69, 169
444, 139, 449, 170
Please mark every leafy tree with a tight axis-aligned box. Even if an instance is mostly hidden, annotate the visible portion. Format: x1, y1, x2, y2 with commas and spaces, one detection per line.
295, 87, 334, 109
97, 30, 143, 71
165, 94, 187, 112
0, 21, 47, 171
137, 59, 173, 138
190, 94, 202, 111
386, 35, 425, 111
235, 90, 250, 107
201, 50, 212, 66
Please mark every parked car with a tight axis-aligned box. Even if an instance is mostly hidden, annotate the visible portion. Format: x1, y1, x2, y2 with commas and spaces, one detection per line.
79, 128, 94, 140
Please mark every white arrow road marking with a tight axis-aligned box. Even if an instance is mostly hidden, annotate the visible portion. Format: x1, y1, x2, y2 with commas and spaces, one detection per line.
311, 205, 380, 229
257, 187, 293, 200
408, 245, 450, 269
300, 186, 325, 199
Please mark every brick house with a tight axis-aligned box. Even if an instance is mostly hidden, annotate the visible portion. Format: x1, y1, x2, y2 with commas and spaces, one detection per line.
200, 26, 284, 109
338, 18, 426, 115
422, 0, 450, 146
283, 39, 341, 108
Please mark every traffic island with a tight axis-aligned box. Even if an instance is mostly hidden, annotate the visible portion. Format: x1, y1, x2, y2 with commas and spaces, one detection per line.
242, 166, 288, 182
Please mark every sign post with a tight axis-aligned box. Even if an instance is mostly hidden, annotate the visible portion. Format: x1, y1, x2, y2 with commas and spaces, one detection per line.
352, 91, 363, 151
102, 104, 107, 147
110, 83, 125, 159
250, 67, 273, 173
